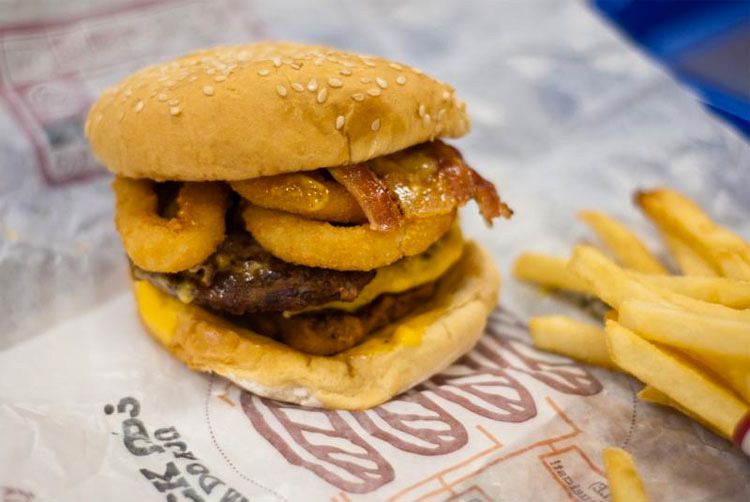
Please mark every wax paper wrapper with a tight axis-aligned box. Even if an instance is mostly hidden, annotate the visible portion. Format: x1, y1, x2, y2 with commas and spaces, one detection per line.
0, 1, 748, 501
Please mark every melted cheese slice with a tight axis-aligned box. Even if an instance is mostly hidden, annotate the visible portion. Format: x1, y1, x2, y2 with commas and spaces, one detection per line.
289, 223, 464, 315
134, 279, 181, 345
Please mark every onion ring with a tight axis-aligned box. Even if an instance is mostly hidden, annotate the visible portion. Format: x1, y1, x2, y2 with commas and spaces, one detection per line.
242, 205, 455, 271
328, 164, 403, 231
113, 177, 228, 273
230, 173, 366, 223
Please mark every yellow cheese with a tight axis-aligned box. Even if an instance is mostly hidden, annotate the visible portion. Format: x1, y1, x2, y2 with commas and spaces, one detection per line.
354, 306, 450, 357
134, 280, 181, 345
289, 223, 464, 315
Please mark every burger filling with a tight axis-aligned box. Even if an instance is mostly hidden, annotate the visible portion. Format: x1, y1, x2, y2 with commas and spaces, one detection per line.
116, 141, 511, 356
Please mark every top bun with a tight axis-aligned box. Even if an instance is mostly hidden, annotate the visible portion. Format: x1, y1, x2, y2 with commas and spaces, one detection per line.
86, 42, 471, 181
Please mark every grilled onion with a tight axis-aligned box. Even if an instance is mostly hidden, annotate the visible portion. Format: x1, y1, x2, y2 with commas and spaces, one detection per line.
231, 172, 365, 223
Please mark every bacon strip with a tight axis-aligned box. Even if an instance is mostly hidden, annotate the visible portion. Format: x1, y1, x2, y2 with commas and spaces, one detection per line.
330, 141, 510, 230
434, 141, 512, 225
328, 165, 404, 231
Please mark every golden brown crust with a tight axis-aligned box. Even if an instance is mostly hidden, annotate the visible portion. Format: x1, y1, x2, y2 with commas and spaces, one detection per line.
86, 42, 471, 181
134, 241, 499, 410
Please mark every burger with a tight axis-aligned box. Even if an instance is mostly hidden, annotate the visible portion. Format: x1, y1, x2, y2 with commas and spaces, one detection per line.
86, 42, 512, 410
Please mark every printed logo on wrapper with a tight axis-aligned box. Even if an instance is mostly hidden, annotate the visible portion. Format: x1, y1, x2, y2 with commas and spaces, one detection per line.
0, 487, 36, 502
195, 307, 612, 502
0, 0, 265, 186
103, 396, 252, 501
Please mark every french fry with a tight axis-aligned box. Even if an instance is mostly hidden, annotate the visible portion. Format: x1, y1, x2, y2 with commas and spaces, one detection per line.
569, 245, 750, 323
638, 386, 733, 437
637, 189, 750, 281
513, 253, 590, 293
631, 273, 750, 309
686, 351, 750, 404
663, 232, 718, 276
605, 320, 749, 439
602, 448, 649, 502
618, 300, 750, 360
638, 385, 672, 405
517, 249, 750, 308
579, 210, 667, 274
528, 316, 615, 369
604, 309, 618, 322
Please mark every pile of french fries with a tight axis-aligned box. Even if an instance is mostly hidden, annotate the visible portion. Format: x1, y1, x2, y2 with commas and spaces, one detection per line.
514, 188, 750, 499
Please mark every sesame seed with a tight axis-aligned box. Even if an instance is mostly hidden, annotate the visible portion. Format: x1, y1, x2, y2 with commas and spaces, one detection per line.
339, 69, 352, 76
206, 69, 216, 75
371, 118, 381, 131
314, 58, 324, 66
442, 91, 450, 100
203, 85, 214, 96
376, 77, 388, 89
328, 78, 343, 88
134, 100, 144, 112
272, 57, 282, 67
389, 62, 403, 70
396, 75, 406, 85
335, 115, 345, 130
150, 90, 158, 97
367, 88, 381, 97
307, 78, 318, 91
168, 99, 179, 106
170, 106, 181, 116
418, 104, 426, 117
423, 114, 431, 127
438, 109, 447, 121
290, 63, 301, 70
214, 75, 226, 82
412, 67, 423, 74
277, 85, 288, 97
257, 69, 270, 76
158, 93, 168, 101
282, 58, 293, 65
363, 60, 376, 67
124, 89, 132, 97
316, 88, 328, 103
351, 93, 365, 102
291, 83, 305, 92
360, 77, 372, 84
188, 75, 198, 82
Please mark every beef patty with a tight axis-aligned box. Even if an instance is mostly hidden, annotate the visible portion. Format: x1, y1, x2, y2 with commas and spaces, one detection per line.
245, 281, 438, 356
131, 232, 375, 314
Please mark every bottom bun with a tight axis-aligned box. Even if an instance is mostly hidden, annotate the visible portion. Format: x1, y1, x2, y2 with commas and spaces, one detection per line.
133, 241, 500, 410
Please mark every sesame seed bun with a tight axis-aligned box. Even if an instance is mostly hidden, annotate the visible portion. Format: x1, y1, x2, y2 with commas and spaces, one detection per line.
133, 241, 499, 410
86, 41, 471, 181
